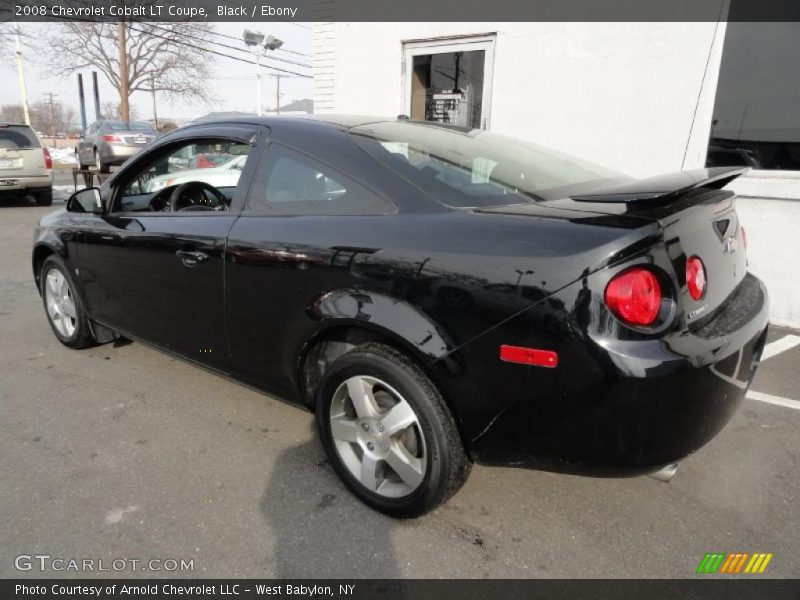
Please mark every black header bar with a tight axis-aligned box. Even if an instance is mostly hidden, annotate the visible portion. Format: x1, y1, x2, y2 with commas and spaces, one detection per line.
3, 0, 800, 23
4, 579, 800, 600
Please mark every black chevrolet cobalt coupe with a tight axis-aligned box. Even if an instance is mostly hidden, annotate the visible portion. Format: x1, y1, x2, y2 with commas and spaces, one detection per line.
33, 116, 768, 516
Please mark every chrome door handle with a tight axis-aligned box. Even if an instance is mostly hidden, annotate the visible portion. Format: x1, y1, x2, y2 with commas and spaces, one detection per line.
176, 250, 209, 267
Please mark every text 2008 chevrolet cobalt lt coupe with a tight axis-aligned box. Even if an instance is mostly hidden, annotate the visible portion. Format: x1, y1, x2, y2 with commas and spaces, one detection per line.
33, 116, 768, 516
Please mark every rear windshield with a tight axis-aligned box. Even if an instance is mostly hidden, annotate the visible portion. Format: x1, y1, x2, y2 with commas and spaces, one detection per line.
105, 121, 154, 132
349, 121, 622, 207
0, 125, 41, 150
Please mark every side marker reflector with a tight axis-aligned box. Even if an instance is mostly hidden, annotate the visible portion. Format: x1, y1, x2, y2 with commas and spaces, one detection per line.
500, 345, 558, 368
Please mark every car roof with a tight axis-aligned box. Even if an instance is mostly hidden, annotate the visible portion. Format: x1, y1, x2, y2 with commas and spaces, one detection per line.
175, 114, 478, 139
0, 122, 34, 128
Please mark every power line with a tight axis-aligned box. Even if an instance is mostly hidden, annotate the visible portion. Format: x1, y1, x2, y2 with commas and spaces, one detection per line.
186, 24, 312, 58
0, 8, 314, 80
0, 5, 312, 61
126, 24, 312, 79
145, 22, 312, 69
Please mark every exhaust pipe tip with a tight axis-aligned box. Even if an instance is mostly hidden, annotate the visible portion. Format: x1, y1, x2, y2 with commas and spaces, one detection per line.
648, 463, 679, 483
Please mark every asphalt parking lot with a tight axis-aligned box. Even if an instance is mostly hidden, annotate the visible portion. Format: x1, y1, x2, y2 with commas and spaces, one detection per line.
1, 195, 798, 579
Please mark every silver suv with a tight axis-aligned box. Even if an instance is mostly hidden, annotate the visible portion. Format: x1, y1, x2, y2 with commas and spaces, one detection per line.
75, 120, 157, 173
0, 123, 53, 206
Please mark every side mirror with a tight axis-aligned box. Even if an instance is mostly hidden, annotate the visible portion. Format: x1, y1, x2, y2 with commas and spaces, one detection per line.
66, 187, 104, 214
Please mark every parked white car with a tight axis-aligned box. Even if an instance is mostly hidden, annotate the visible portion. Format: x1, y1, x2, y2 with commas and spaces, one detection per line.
145, 155, 247, 192
0, 123, 53, 205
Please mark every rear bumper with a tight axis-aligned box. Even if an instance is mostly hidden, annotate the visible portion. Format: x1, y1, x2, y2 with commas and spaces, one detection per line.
465, 273, 769, 475
99, 143, 142, 164
0, 174, 53, 194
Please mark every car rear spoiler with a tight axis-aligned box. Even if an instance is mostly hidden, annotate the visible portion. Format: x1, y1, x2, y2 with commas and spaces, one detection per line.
570, 167, 749, 204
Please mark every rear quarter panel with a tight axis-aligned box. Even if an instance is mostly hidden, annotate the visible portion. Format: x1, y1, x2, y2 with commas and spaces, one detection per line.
224, 203, 660, 442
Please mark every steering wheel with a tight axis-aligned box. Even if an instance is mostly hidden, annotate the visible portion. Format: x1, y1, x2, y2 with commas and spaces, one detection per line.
169, 181, 228, 212
146, 184, 178, 211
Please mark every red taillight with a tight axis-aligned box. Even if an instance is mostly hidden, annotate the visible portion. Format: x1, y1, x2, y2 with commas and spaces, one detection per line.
685, 256, 706, 301
605, 267, 662, 326
103, 134, 122, 143
741, 226, 748, 251
42, 147, 52, 170
500, 345, 558, 368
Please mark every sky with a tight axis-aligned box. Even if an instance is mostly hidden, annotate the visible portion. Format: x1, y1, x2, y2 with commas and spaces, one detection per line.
1, 21, 313, 125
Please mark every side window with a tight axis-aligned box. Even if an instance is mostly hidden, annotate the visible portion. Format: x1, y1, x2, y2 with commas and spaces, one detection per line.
247, 144, 393, 216
116, 140, 251, 213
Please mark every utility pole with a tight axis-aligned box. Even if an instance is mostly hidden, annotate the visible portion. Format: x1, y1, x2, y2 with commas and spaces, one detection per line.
117, 21, 130, 123
150, 74, 158, 130
275, 74, 281, 115
14, 24, 31, 125
43, 92, 59, 145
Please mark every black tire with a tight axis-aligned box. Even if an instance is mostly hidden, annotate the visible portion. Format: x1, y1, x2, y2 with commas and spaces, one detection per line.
39, 255, 96, 349
34, 189, 53, 206
94, 150, 109, 174
316, 342, 471, 517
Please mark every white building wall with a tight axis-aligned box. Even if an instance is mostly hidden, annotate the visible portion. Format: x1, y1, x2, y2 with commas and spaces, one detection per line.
312, 22, 337, 113
728, 176, 800, 328
314, 22, 724, 178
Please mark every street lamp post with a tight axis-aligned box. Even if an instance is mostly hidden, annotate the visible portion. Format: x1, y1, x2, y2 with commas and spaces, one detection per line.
255, 52, 263, 116
14, 24, 31, 126
243, 30, 284, 116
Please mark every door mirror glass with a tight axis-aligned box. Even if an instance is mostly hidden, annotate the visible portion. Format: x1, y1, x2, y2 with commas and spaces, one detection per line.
66, 187, 103, 214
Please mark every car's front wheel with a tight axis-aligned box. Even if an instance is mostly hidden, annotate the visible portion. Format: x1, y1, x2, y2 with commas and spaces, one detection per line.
40, 255, 96, 348
316, 342, 471, 517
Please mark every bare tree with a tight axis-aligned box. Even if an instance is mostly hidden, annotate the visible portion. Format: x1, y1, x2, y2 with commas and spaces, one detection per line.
62, 105, 78, 133
2, 22, 34, 62
100, 101, 120, 120
43, 22, 216, 120
0, 23, 17, 60
0, 104, 26, 124
26, 100, 69, 136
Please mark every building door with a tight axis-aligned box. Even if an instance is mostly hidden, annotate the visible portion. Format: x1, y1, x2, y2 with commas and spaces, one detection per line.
403, 35, 495, 130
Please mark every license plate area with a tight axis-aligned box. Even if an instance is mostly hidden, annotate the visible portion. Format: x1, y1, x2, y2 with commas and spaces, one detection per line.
0, 158, 13, 168
133, 136, 147, 145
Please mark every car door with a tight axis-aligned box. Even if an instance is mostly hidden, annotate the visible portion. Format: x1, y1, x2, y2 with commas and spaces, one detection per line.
77, 126, 265, 372
225, 142, 396, 397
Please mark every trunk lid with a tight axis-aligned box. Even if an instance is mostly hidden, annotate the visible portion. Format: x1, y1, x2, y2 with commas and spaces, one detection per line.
473, 167, 749, 327
551, 167, 749, 325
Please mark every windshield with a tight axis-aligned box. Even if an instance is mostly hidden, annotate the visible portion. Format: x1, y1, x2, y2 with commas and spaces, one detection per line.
349, 121, 623, 208
0, 125, 41, 149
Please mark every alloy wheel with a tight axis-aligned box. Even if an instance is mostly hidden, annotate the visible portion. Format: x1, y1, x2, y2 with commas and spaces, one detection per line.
44, 268, 77, 338
329, 375, 427, 498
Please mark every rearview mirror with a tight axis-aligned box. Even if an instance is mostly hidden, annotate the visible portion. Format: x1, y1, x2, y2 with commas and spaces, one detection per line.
66, 187, 104, 214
